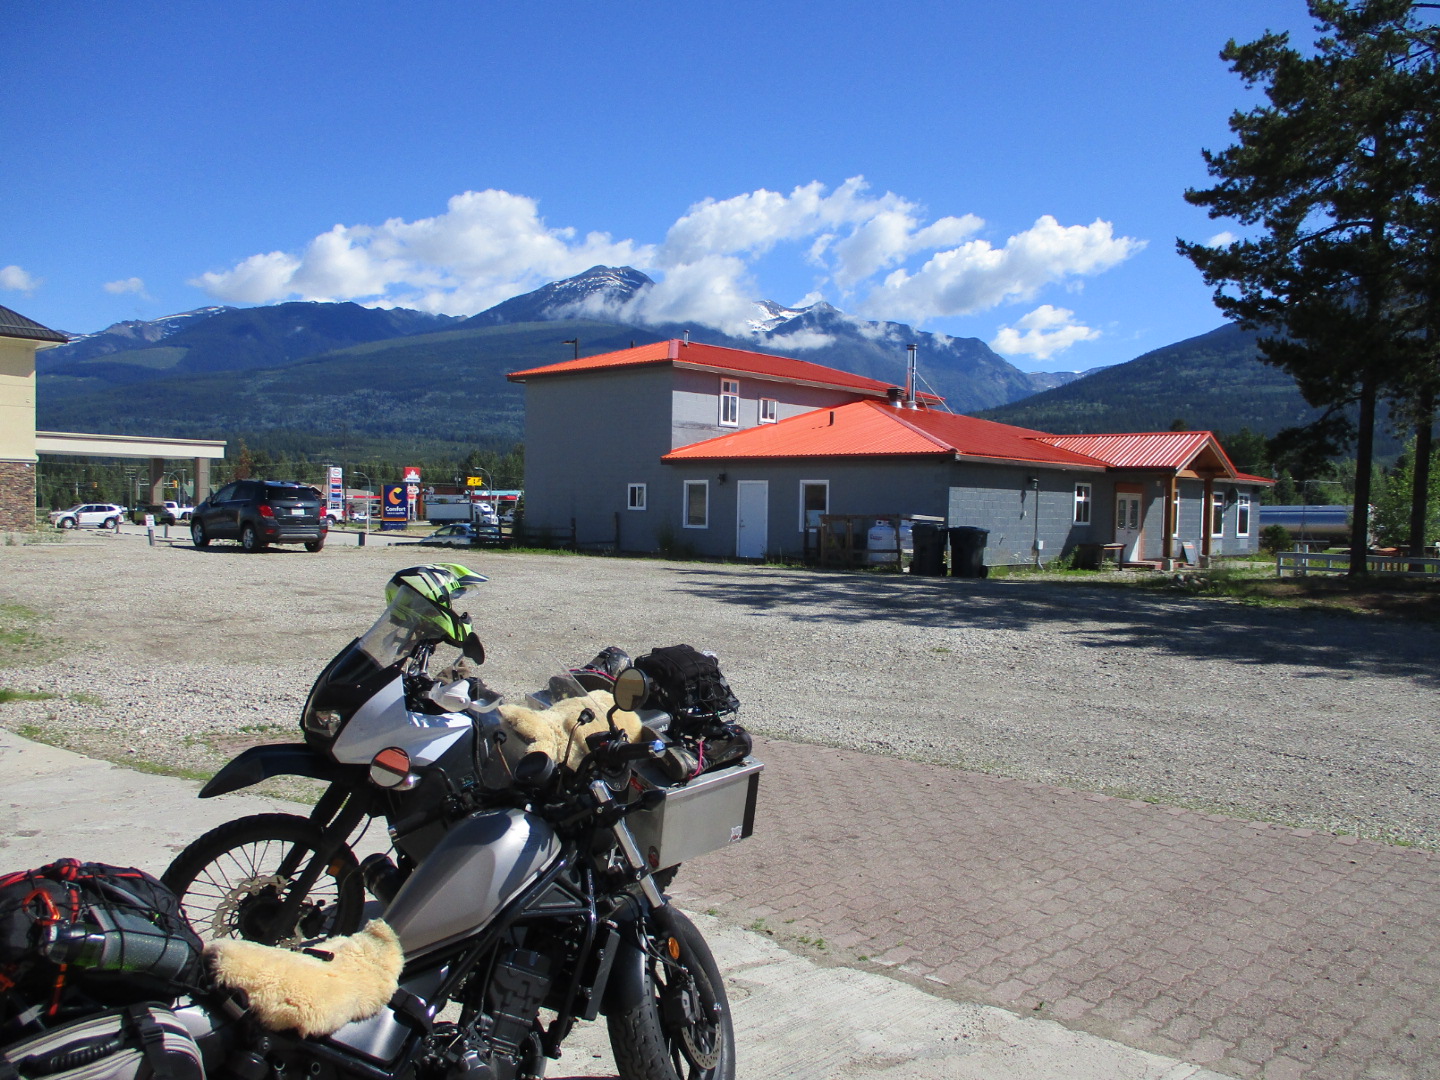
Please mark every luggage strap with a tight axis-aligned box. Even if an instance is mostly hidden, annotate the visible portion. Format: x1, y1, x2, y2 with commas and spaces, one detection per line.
125, 1006, 172, 1080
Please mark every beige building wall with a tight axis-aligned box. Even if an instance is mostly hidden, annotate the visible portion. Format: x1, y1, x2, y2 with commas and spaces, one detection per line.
0, 337, 39, 463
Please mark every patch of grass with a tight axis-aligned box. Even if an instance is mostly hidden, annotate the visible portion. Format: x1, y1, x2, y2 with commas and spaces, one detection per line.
0, 688, 57, 704
237, 722, 287, 735
128, 759, 215, 782
16, 724, 44, 739
747, 918, 771, 935
68, 691, 105, 707
0, 604, 59, 667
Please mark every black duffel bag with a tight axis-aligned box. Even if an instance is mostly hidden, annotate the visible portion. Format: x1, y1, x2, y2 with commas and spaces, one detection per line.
0, 860, 203, 1032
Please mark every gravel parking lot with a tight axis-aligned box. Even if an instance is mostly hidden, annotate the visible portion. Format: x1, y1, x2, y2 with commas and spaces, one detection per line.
2, 534, 1438, 845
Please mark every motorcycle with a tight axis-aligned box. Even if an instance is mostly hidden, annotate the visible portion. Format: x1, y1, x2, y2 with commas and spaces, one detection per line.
136, 563, 761, 1080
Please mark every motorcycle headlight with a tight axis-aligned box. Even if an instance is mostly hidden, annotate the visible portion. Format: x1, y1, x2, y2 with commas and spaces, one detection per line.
305, 708, 343, 738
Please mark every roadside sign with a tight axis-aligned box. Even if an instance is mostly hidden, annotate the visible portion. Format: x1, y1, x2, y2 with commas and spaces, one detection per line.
382, 484, 408, 529
403, 466, 421, 483
465, 476, 485, 487
327, 466, 344, 518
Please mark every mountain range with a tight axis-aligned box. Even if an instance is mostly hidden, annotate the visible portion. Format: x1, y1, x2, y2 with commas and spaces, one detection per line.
34, 265, 1321, 462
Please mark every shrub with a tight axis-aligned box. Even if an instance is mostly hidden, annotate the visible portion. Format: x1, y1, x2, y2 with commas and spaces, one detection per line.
1260, 524, 1292, 554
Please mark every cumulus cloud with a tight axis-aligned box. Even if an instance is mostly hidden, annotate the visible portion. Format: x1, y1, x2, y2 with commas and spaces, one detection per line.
860, 216, 1144, 324
1, 265, 39, 293
990, 304, 1101, 361
103, 277, 148, 296
1207, 230, 1238, 247
192, 190, 654, 315
189, 179, 1143, 338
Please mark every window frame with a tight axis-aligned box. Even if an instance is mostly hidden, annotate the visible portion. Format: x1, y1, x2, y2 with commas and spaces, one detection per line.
758, 397, 778, 424
799, 479, 829, 532
683, 480, 709, 529
1073, 483, 1092, 525
627, 483, 647, 511
1236, 493, 1251, 537
719, 379, 740, 427
1210, 491, 1225, 538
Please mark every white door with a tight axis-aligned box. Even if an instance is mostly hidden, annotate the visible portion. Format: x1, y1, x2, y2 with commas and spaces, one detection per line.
1115, 494, 1143, 561
736, 481, 768, 559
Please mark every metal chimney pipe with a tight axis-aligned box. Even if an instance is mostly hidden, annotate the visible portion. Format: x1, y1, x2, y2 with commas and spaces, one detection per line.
905, 344, 918, 408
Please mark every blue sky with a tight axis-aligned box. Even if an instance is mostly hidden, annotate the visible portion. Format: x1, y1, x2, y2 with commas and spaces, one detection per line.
3, 1, 1320, 371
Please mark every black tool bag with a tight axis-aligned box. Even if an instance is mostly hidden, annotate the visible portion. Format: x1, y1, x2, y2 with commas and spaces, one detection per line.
634, 645, 750, 780
0, 1003, 203, 1080
0, 861, 203, 1034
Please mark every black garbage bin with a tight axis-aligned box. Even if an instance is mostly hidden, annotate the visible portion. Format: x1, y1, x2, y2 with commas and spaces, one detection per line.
910, 523, 947, 576
948, 526, 989, 577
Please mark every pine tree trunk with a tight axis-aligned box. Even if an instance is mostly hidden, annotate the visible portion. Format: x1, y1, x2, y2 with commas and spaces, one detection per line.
1410, 385, 1435, 559
1349, 372, 1377, 577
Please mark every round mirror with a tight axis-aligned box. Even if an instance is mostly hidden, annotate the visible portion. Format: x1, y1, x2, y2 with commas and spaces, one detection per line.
612, 667, 650, 712
369, 746, 413, 789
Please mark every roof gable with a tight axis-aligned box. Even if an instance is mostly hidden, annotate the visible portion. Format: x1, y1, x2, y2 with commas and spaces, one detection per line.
508, 338, 920, 399
0, 305, 68, 345
1036, 432, 1242, 476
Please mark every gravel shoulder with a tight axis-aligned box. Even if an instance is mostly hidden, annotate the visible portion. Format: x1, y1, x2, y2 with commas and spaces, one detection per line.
2, 534, 1438, 845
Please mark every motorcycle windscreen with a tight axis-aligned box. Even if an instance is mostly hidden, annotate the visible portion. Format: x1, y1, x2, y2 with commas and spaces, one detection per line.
383, 808, 561, 957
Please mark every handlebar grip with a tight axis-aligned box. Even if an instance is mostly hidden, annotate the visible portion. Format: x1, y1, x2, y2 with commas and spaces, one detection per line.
610, 738, 665, 763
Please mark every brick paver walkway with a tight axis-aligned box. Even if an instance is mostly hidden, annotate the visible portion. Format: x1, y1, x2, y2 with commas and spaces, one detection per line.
673, 737, 1440, 1080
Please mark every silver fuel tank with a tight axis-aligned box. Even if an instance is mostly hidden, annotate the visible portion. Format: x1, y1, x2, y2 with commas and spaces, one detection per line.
383, 808, 561, 957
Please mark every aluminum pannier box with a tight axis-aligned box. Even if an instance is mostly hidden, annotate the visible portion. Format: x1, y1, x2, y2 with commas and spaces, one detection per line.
628, 757, 762, 871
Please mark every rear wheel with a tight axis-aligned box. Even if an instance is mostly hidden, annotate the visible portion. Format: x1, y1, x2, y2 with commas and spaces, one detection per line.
103, 517, 119, 530
191, 520, 210, 548
241, 524, 265, 552
305, 537, 325, 552
162, 813, 364, 947
608, 910, 735, 1080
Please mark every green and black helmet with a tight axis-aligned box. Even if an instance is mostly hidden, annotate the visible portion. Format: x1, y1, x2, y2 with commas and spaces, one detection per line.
385, 563, 488, 650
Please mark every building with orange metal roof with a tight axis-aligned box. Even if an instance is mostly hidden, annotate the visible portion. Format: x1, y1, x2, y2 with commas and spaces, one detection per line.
508, 339, 1270, 567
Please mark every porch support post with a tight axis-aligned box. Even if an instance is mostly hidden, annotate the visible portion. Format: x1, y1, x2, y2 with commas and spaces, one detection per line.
1202, 476, 1214, 562
194, 456, 211, 499
1163, 476, 1177, 564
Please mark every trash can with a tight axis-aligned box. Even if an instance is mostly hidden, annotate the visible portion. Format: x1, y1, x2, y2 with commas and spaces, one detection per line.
1074, 542, 1104, 570
948, 526, 989, 578
910, 523, 947, 576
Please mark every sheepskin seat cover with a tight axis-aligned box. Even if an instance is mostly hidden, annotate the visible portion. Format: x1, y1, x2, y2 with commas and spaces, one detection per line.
497, 689, 643, 770
206, 919, 404, 1037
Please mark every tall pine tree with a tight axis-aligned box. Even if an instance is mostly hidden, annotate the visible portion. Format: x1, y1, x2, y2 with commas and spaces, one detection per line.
1180, 0, 1437, 573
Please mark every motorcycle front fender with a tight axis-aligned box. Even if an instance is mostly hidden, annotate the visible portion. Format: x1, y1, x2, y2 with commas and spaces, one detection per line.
601, 903, 683, 1015
198, 742, 355, 798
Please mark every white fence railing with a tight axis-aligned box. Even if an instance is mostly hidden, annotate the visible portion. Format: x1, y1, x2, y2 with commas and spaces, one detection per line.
1276, 551, 1440, 577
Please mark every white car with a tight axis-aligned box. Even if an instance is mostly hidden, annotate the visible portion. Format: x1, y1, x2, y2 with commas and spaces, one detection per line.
50, 503, 125, 530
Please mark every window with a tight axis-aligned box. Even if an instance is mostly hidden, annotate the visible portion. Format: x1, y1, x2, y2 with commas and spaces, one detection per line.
719, 379, 739, 426
1210, 492, 1225, 537
759, 397, 778, 424
684, 481, 708, 528
627, 483, 647, 511
799, 480, 829, 531
1073, 483, 1092, 524
1236, 493, 1251, 537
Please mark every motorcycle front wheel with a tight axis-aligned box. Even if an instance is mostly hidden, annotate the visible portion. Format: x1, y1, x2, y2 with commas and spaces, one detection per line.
608, 909, 735, 1080
162, 812, 365, 947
